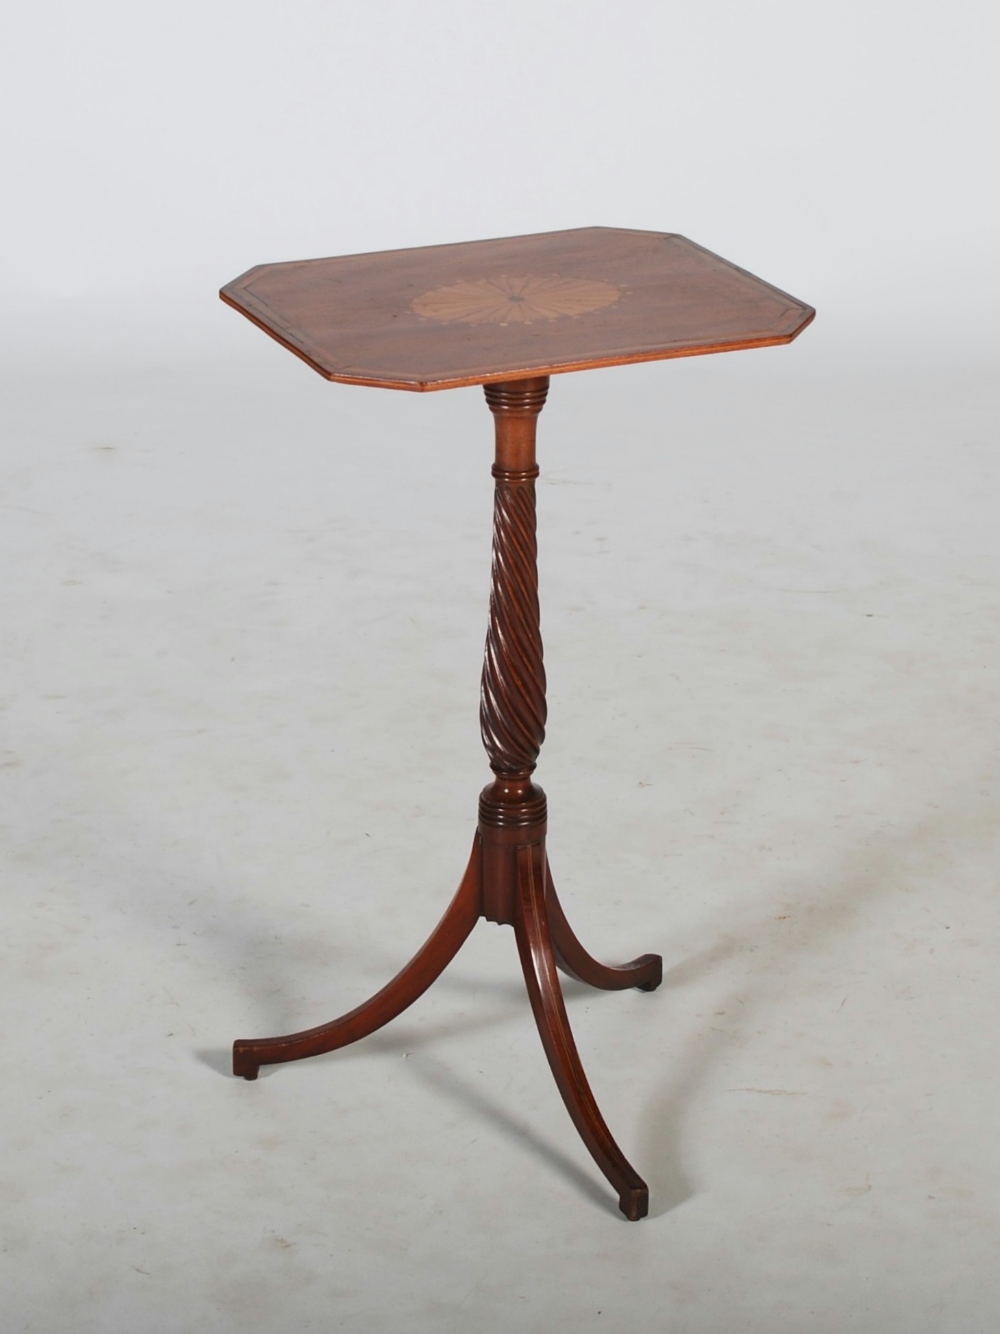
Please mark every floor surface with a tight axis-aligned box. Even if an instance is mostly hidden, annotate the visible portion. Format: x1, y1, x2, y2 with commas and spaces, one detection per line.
2, 334, 999, 1331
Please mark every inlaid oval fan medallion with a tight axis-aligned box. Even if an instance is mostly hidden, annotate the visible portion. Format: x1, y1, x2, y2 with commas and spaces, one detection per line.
412, 274, 621, 326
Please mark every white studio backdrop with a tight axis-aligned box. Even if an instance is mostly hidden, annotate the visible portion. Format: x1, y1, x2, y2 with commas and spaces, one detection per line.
3, 0, 997, 362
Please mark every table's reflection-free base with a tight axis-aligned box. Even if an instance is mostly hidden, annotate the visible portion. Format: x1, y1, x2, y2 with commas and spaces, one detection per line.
231, 376, 662, 1220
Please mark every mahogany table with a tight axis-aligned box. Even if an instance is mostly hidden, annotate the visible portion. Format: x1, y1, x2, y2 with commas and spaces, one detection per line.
221, 227, 814, 1220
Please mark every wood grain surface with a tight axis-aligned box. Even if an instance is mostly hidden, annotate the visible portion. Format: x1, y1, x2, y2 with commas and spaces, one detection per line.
220, 227, 814, 391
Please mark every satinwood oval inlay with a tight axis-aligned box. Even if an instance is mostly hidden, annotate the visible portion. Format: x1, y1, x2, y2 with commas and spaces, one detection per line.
412, 274, 621, 326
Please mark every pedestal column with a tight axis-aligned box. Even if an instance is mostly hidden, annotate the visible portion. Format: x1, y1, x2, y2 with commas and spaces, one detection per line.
478, 377, 549, 924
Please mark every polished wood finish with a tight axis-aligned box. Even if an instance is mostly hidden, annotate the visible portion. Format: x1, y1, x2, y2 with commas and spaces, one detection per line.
232, 838, 483, 1080
231, 377, 660, 1219
514, 841, 649, 1222
546, 858, 662, 993
221, 229, 813, 1220
220, 227, 814, 391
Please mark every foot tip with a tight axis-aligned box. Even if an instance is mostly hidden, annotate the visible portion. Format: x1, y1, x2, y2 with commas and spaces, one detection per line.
232, 1043, 260, 1080
636, 954, 663, 992
618, 1185, 649, 1221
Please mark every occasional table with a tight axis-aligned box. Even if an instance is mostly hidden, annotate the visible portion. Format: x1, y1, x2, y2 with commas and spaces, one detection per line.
221, 227, 813, 1220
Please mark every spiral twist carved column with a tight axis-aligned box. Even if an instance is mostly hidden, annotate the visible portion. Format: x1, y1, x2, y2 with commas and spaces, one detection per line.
479, 377, 549, 837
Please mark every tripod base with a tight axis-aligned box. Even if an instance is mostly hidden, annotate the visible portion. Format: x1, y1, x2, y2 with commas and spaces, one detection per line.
233, 789, 661, 1221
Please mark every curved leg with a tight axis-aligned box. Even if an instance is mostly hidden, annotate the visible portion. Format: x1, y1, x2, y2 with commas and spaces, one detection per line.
546, 858, 662, 993
514, 842, 649, 1221
233, 836, 483, 1079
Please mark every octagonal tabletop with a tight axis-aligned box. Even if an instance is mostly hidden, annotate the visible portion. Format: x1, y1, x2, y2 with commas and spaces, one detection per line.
220, 227, 814, 392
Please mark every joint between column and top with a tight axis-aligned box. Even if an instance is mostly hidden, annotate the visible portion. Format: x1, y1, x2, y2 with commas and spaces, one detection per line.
484, 376, 549, 473
483, 377, 550, 417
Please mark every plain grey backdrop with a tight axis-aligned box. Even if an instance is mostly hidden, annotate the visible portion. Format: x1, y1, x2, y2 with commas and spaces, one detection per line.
2, 2, 999, 1331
